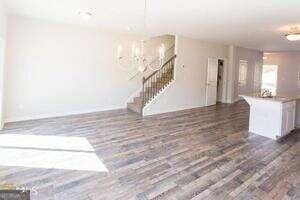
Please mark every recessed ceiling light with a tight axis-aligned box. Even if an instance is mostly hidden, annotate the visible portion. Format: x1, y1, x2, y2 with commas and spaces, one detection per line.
286, 33, 300, 41
78, 11, 92, 20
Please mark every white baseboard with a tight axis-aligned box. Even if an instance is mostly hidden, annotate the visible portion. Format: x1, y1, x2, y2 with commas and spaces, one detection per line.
4, 106, 125, 123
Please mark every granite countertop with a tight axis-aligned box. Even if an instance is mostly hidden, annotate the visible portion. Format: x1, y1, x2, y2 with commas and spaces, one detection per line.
240, 93, 300, 103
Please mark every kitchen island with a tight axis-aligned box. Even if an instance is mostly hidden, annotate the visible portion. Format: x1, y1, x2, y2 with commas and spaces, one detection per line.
241, 93, 300, 140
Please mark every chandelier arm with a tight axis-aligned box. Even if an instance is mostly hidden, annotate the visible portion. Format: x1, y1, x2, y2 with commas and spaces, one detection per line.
117, 57, 138, 71
116, 0, 166, 74
128, 70, 141, 81
148, 59, 161, 71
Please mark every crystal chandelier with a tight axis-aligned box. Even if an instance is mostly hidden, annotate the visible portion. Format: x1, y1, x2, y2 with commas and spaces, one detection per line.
116, 0, 166, 73
285, 26, 300, 41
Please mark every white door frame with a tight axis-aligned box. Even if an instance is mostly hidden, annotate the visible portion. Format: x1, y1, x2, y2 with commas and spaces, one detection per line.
205, 57, 229, 105
0, 37, 4, 129
205, 57, 218, 106
220, 57, 229, 103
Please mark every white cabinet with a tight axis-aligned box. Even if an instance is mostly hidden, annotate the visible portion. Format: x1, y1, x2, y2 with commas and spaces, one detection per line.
281, 101, 296, 137
241, 95, 297, 140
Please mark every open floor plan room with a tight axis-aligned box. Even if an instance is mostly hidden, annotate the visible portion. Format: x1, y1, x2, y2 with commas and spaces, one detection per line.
0, 101, 299, 199
0, 0, 300, 199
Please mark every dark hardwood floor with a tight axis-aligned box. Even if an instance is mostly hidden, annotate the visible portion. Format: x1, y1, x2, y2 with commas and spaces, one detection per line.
0, 101, 299, 200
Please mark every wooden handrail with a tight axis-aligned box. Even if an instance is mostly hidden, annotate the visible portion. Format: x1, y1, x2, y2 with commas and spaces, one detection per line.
143, 55, 177, 83
147, 45, 175, 68
142, 55, 176, 107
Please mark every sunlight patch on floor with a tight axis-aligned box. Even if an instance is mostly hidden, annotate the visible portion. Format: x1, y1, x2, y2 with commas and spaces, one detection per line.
0, 134, 108, 172
0, 134, 94, 151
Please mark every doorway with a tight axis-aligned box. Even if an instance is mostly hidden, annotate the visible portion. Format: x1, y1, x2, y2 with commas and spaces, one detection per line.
217, 59, 225, 103
205, 58, 226, 106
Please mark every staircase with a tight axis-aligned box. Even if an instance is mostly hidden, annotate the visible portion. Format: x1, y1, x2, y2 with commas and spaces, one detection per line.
127, 55, 176, 114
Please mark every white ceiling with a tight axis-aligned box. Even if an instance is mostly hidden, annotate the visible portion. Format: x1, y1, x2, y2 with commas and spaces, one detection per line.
2, 0, 300, 51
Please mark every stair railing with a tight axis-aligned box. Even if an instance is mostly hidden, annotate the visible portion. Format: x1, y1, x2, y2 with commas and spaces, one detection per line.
127, 45, 176, 81
142, 55, 176, 107
148, 45, 175, 69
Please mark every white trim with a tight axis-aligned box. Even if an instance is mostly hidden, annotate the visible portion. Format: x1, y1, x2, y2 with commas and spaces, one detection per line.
144, 104, 203, 116
0, 36, 5, 130
220, 58, 229, 103
227, 45, 237, 103
4, 106, 125, 123
174, 35, 179, 80
205, 57, 230, 106
143, 79, 175, 112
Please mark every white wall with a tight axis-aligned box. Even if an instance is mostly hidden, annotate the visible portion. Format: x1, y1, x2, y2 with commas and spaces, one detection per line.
263, 52, 300, 127
3, 16, 263, 120
4, 16, 144, 122
143, 38, 263, 115
0, 3, 7, 127
0, 5, 6, 38
144, 35, 229, 115
263, 52, 300, 94
233, 46, 263, 101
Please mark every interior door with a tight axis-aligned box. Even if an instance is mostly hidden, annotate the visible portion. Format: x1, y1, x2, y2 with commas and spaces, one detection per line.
206, 58, 218, 106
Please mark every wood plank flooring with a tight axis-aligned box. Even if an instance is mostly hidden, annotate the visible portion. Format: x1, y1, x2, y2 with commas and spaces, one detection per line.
0, 101, 299, 200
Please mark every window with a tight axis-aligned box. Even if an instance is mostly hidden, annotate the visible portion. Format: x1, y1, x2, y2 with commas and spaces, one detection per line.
239, 60, 248, 86
261, 65, 278, 95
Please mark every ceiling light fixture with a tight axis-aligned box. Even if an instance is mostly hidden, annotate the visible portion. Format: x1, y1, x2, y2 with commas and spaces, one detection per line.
285, 26, 300, 41
78, 11, 92, 20
286, 33, 300, 41
116, 0, 166, 74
